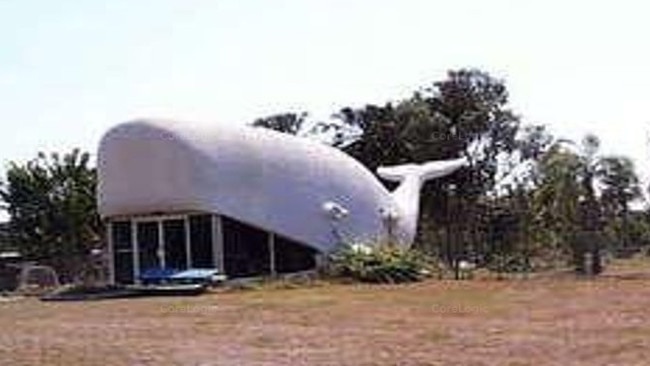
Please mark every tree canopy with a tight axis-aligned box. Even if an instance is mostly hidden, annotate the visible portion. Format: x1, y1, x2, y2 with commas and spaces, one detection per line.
252, 112, 308, 136
0, 149, 100, 280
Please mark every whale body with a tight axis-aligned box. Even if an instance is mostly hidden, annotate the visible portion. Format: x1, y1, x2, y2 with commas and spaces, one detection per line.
97, 119, 465, 253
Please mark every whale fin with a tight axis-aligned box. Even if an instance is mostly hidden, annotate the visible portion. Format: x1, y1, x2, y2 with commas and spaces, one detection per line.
377, 158, 467, 183
375, 158, 467, 245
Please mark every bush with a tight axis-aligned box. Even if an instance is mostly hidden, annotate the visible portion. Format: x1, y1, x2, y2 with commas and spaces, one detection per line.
327, 243, 434, 283
487, 253, 532, 273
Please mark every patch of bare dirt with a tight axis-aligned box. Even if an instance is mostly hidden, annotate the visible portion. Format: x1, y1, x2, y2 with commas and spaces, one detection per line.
2, 270, 650, 365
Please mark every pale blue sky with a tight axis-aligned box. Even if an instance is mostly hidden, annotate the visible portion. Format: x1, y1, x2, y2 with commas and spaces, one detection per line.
1, 0, 650, 216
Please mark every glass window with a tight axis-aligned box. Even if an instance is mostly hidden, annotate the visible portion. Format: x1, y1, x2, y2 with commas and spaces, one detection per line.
222, 217, 270, 277
163, 219, 187, 270
111, 221, 134, 284
189, 215, 214, 268
137, 221, 160, 272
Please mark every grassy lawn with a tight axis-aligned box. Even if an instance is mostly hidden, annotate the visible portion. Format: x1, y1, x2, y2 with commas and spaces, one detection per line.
2, 261, 650, 365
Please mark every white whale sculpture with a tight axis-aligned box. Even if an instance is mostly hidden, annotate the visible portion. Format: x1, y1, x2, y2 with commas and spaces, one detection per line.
97, 119, 466, 253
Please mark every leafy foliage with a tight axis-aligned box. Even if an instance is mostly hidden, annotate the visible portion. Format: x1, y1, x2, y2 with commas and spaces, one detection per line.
328, 243, 434, 283
598, 156, 642, 252
529, 138, 644, 272
0, 149, 101, 281
0, 222, 10, 251
251, 112, 309, 136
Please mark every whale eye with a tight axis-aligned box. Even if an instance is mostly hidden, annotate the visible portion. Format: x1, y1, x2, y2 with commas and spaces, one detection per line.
322, 201, 349, 220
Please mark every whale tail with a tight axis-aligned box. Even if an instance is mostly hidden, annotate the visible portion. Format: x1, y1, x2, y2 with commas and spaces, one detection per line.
377, 158, 467, 184
376, 158, 467, 244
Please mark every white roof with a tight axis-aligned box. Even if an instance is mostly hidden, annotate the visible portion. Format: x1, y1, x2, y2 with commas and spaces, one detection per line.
98, 119, 396, 252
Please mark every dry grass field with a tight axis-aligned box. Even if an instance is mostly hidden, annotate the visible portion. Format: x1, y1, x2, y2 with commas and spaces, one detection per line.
2, 259, 650, 366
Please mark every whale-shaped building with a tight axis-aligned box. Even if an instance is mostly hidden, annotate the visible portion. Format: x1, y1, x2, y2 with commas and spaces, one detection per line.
98, 119, 464, 283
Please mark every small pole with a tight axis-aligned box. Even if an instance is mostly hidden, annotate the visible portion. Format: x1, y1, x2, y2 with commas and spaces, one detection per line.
269, 233, 276, 277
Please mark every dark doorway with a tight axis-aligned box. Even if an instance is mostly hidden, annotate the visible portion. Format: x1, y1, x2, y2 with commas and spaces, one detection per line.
189, 215, 214, 268
112, 221, 134, 284
163, 219, 187, 270
222, 217, 270, 277
137, 221, 160, 272
275, 235, 318, 273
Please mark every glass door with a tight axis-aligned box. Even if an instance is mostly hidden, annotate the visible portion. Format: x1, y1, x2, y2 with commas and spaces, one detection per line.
111, 221, 134, 284
137, 221, 161, 272
114, 214, 216, 283
163, 219, 188, 270
135, 217, 190, 274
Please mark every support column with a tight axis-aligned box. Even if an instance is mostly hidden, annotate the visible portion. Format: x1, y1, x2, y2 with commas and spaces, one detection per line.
158, 221, 166, 269
106, 221, 115, 285
131, 220, 139, 283
212, 215, 224, 272
269, 233, 276, 276
184, 217, 192, 268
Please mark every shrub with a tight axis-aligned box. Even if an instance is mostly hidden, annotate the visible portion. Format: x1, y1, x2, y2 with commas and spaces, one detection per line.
327, 242, 433, 283
486, 253, 532, 273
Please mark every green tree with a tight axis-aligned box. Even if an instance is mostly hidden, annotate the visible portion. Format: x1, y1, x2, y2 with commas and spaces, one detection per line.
0, 222, 9, 251
531, 136, 641, 274
576, 134, 604, 274
331, 70, 520, 179
597, 156, 642, 253
487, 125, 555, 275
0, 149, 101, 281
251, 112, 308, 135
534, 142, 583, 267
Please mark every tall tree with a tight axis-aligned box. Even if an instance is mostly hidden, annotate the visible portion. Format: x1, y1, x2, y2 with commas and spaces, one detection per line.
0, 149, 101, 281
331, 69, 520, 180
534, 142, 584, 266
0, 222, 9, 251
577, 134, 604, 274
531, 137, 642, 274
598, 156, 642, 251
497, 125, 555, 274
